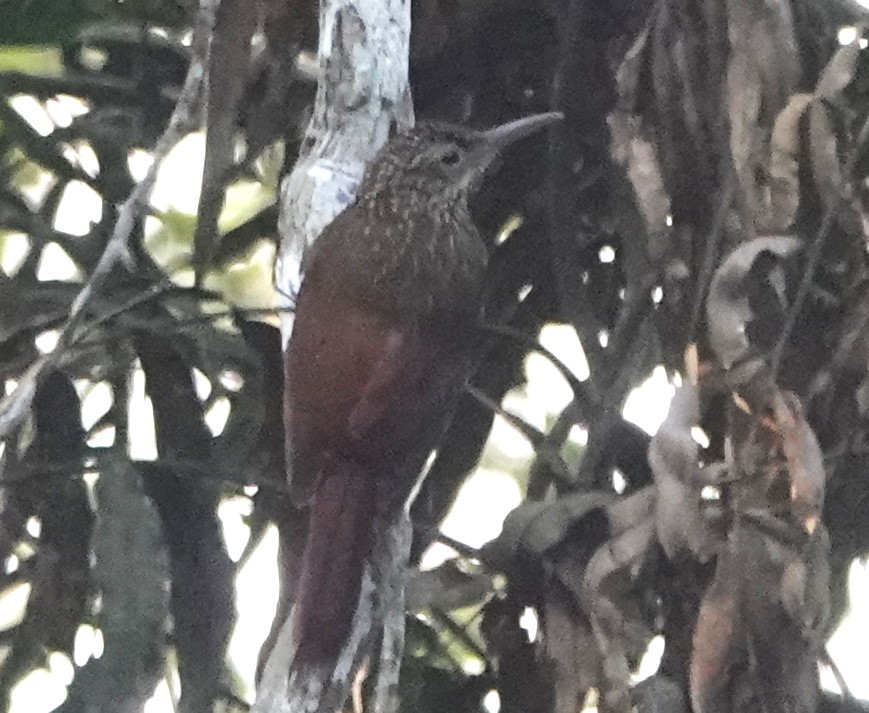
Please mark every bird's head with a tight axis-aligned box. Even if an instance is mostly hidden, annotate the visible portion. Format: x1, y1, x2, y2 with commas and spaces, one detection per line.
360, 112, 562, 208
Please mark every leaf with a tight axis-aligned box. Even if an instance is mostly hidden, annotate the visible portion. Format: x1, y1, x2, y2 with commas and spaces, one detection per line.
541, 588, 600, 713
726, 0, 801, 231
780, 525, 831, 642
62, 459, 169, 712
768, 93, 813, 231
614, 14, 652, 112
633, 675, 688, 713
609, 113, 671, 263
406, 560, 493, 613
689, 564, 739, 713
727, 50, 764, 225
693, 397, 829, 713
194, 0, 258, 282
487, 491, 614, 566
805, 34, 866, 238
0, 372, 92, 705
26, 373, 91, 655
137, 334, 235, 713
143, 207, 196, 272
0, 47, 63, 76
706, 236, 801, 370
733, 523, 822, 713
815, 34, 863, 102
809, 102, 849, 212
770, 391, 826, 530
648, 384, 720, 562
581, 519, 656, 627
574, 512, 657, 713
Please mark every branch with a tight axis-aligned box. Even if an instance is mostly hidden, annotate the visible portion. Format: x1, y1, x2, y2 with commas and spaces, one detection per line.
0, 0, 217, 441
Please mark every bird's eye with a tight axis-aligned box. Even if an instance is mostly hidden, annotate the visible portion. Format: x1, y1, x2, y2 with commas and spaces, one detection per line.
440, 149, 461, 166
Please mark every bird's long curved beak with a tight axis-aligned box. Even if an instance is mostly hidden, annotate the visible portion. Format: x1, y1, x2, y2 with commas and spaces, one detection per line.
480, 111, 564, 151
462, 112, 562, 188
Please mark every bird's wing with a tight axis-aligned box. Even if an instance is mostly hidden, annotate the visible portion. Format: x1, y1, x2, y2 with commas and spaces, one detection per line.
284, 280, 433, 505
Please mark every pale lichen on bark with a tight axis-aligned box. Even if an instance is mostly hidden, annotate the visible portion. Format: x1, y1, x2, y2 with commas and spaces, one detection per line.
276, 0, 414, 344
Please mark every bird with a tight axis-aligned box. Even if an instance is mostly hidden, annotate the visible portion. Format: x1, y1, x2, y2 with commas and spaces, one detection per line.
283, 113, 561, 669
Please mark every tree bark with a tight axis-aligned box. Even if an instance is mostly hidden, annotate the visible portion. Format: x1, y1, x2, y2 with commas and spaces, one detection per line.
275, 0, 414, 344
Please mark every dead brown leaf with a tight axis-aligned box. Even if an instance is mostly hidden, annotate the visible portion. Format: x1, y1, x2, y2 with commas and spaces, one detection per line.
768, 93, 813, 231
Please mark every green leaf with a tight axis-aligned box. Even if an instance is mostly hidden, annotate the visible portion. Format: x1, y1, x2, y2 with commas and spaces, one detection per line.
0, 46, 63, 76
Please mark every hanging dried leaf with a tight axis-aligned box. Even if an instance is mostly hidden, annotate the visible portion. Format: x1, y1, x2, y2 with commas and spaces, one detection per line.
689, 380, 830, 712
806, 34, 867, 241
770, 391, 826, 532
690, 562, 739, 713
732, 524, 823, 713
488, 491, 615, 566
690, 521, 825, 713
609, 113, 672, 263
815, 35, 863, 102
648, 0, 725, 224
579, 511, 658, 713
586, 530, 657, 713
648, 384, 720, 562
780, 525, 831, 643
768, 93, 813, 231
727, 50, 764, 224
614, 16, 652, 113
540, 588, 601, 713
809, 102, 850, 212
726, 0, 800, 231
706, 236, 801, 370
581, 519, 656, 641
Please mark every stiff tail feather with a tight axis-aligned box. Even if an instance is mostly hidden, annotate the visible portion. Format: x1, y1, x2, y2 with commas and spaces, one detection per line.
292, 456, 378, 666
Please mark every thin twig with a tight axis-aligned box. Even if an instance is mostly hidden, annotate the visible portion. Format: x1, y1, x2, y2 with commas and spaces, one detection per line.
0, 0, 218, 441
464, 384, 546, 446
73, 281, 177, 342
479, 322, 597, 408
822, 645, 855, 701
577, 315, 656, 489
688, 174, 736, 343
431, 531, 481, 559
426, 608, 490, 663
465, 384, 576, 489
526, 399, 583, 499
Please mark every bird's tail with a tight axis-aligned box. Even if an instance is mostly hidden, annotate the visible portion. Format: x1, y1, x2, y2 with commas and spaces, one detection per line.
291, 455, 378, 667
